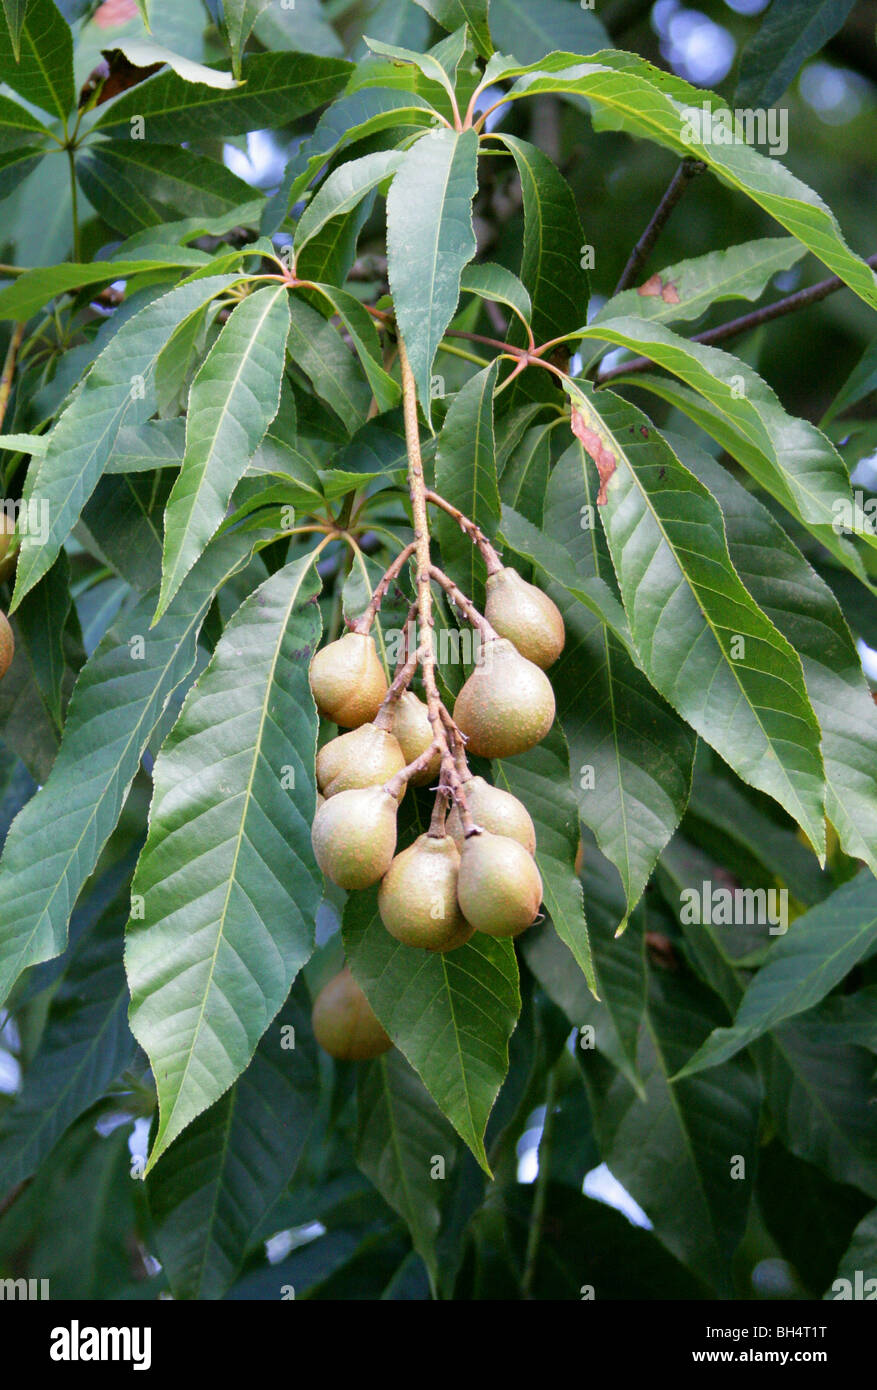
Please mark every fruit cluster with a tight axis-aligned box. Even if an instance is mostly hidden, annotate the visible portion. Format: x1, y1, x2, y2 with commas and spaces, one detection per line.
308, 503, 566, 1061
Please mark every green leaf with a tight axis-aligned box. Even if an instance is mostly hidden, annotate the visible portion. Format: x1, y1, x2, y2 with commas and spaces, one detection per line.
12, 274, 241, 608
498, 134, 590, 345
0, 879, 135, 1189
568, 384, 826, 855
676, 872, 877, 1079
294, 148, 404, 254
501, 51, 877, 312
287, 294, 373, 432
106, 419, 185, 474
0, 553, 84, 783
434, 360, 500, 608
156, 285, 290, 619
592, 236, 808, 329
822, 333, 877, 426
736, 0, 857, 108
343, 886, 521, 1173
386, 126, 479, 420
0, 91, 53, 151
413, 0, 492, 58
489, 0, 608, 63
76, 142, 261, 236
93, 50, 351, 141
1, 0, 27, 61
495, 726, 595, 994
80, 470, 171, 594
356, 1049, 458, 1287
460, 261, 532, 333
0, 525, 265, 1009
0, 145, 45, 200
251, 0, 343, 58
0, 251, 212, 322
363, 33, 463, 110
498, 421, 552, 526
764, 1016, 877, 1198
0, 0, 74, 121
128, 551, 325, 1170
673, 434, 877, 877
147, 981, 320, 1300
308, 283, 401, 414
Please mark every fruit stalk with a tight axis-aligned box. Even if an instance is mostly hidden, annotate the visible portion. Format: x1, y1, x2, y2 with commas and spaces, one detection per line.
396, 334, 477, 836
424, 489, 503, 576
429, 564, 497, 641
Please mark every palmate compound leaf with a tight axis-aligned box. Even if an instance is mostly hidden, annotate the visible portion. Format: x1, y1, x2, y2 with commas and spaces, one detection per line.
11, 275, 243, 610
567, 383, 827, 858
155, 285, 291, 620
343, 886, 520, 1173
0, 524, 270, 1010
127, 550, 326, 1171
386, 125, 479, 422
147, 980, 320, 1300
670, 433, 877, 877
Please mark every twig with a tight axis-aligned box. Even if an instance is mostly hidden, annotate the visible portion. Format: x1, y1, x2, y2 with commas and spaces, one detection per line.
0, 324, 25, 432
351, 540, 416, 633
597, 251, 877, 386
425, 490, 504, 575
429, 564, 498, 641
612, 158, 705, 296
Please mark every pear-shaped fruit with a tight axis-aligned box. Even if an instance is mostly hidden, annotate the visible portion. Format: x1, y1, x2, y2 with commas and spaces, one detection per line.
317, 723, 406, 798
311, 786, 398, 889
309, 632, 388, 728
0, 610, 13, 680
312, 966, 392, 1060
457, 831, 543, 938
485, 567, 565, 669
447, 776, 536, 856
391, 691, 441, 785
0, 516, 17, 585
453, 638, 555, 759
378, 834, 474, 952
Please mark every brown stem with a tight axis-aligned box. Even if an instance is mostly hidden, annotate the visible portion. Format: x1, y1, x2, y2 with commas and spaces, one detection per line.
596, 252, 877, 386
612, 158, 705, 296
428, 789, 449, 838
374, 651, 419, 728
397, 335, 477, 835
425, 489, 503, 575
429, 564, 498, 640
0, 323, 26, 432
383, 739, 442, 800
351, 539, 416, 633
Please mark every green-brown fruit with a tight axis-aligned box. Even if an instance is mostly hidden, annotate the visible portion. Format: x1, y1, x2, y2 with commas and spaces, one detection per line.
0, 610, 13, 680
311, 786, 398, 889
0, 516, 17, 585
391, 691, 441, 785
453, 638, 555, 759
316, 723, 406, 798
309, 632, 388, 728
311, 966, 392, 1060
457, 831, 543, 938
446, 776, 536, 856
485, 567, 565, 669
378, 834, 474, 952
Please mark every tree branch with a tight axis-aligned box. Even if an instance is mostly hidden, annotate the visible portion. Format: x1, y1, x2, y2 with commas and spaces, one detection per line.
612, 157, 705, 296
